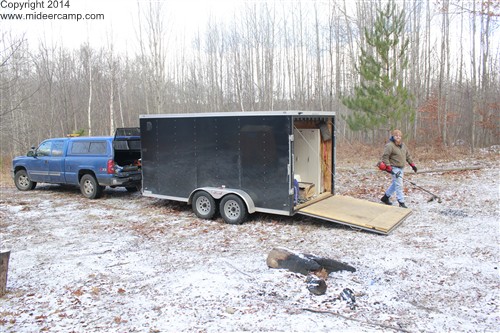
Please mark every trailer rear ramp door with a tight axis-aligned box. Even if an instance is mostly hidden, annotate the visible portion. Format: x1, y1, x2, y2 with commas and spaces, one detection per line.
297, 195, 412, 235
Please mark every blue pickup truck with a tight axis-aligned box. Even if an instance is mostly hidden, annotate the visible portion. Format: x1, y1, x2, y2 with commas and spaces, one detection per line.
11, 128, 142, 199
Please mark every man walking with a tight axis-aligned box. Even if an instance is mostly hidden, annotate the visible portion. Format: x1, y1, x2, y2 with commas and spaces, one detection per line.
378, 129, 417, 208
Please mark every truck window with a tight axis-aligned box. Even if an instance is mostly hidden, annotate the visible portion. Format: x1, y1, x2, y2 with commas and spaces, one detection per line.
71, 142, 90, 154
70, 141, 107, 155
37, 141, 52, 156
51, 141, 65, 156
89, 142, 107, 154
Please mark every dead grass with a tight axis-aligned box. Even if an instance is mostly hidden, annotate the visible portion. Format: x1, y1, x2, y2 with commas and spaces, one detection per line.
0, 155, 14, 187
412, 144, 474, 163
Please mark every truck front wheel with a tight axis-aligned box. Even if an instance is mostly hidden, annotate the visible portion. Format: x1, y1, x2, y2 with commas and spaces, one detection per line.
14, 169, 37, 191
220, 194, 247, 225
192, 191, 216, 219
80, 174, 104, 199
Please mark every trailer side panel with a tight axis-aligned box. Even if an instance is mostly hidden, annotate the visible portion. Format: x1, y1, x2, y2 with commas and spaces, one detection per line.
140, 115, 293, 213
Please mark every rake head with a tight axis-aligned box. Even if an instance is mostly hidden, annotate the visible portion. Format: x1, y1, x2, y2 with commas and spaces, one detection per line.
428, 196, 443, 203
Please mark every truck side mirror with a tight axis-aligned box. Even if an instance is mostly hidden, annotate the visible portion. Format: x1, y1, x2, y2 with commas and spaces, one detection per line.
27, 147, 36, 157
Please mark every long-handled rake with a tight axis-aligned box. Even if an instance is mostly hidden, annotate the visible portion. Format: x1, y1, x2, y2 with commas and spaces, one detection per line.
378, 161, 443, 203
402, 177, 442, 203
390, 171, 442, 203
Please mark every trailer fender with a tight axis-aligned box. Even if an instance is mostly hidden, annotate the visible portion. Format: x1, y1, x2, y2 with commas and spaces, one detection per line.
188, 187, 256, 214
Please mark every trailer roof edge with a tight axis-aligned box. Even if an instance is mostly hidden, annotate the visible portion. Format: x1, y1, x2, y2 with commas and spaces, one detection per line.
139, 111, 335, 119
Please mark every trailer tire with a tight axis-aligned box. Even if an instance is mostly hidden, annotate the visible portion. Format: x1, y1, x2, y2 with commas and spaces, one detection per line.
125, 186, 139, 193
80, 174, 104, 199
14, 169, 37, 191
220, 194, 247, 225
192, 191, 217, 219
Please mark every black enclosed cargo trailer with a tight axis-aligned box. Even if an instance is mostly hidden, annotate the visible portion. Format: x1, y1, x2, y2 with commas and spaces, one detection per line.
139, 111, 411, 234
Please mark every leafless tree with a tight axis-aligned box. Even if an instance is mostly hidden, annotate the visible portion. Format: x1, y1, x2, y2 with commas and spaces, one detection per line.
1, 0, 499, 158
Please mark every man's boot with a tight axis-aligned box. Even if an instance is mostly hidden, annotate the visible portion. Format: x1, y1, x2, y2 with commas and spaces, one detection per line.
381, 194, 392, 205
398, 201, 408, 208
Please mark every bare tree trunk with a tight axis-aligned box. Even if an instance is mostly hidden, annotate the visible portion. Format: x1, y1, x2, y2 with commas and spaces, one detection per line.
410, 0, 421, 140
137, 1, 169, 114
229, 26, 245, 111
442, 0, 450, 146
425, 0, 432, 101
109, 74, 115, 135
118, 86, 125, 127
480, 2, 491, 93
266, 4, 276, 111
108, 50, 115, 135
87, 57, 93, 136
438, 0, 449, 146
37, 42, 56, 137
479, 1, 492, 147
314, 3, 323, 111
455, 0, 466, 142
471, 0, 477, 153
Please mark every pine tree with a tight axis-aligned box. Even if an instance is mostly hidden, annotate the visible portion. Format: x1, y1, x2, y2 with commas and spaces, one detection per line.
342, 0, 414, 132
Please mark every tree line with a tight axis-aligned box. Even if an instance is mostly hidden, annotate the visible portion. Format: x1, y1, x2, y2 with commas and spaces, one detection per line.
1, 0, 498, 157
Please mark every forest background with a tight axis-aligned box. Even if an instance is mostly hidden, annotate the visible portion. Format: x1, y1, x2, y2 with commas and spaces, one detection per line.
0, 0, 499, 159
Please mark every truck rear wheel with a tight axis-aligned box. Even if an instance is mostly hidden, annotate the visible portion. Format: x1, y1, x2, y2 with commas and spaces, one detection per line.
80, 174, 104, 199
220, 194, 247, 225
192, 191, 217, 219
14, 169, 37, 191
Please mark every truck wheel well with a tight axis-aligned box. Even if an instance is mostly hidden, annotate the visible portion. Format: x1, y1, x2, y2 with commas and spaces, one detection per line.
78, 170, 96, 182
14, 166, 27, 173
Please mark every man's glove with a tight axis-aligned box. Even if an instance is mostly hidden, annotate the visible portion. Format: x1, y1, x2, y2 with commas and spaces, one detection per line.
377, 161, 392, 173
410, 163, 417, 173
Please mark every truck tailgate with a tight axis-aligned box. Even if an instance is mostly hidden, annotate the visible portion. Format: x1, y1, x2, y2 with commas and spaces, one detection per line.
296, 195, 412, 235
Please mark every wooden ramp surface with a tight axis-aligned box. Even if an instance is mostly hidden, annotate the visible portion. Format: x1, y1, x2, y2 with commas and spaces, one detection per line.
297, 195, 411, 235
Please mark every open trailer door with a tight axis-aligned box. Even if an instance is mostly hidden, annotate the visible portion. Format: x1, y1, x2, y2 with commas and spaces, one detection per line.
297, 195, 412, 235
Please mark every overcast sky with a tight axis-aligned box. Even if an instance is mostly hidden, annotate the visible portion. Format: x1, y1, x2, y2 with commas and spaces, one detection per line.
2, 0, 238, 51
3, 0, 498, 64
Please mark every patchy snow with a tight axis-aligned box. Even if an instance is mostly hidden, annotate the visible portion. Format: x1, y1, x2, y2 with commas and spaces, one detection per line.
0, 155, 499, 332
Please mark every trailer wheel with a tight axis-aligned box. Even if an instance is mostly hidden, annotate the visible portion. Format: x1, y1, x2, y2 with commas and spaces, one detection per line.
125, 186, 139, 193
80, 174, 104, 199
220, 194, 247, 225
14, 169, 37, 191
192, 191, 217, 219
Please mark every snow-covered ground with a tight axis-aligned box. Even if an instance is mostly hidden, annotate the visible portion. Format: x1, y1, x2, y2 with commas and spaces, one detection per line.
0, 153, 499, 332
